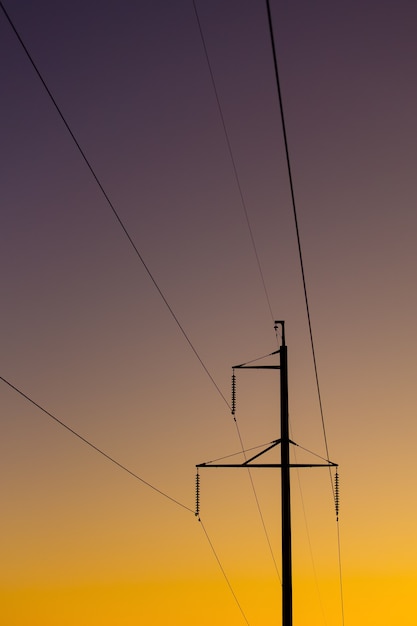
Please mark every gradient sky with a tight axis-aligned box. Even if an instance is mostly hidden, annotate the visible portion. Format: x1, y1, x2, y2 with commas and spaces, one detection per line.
1, 1, 417, 624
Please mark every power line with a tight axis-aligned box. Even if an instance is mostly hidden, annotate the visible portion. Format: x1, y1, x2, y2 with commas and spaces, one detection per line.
198, 518, 251, 626
193, 1, 282, 585
293, 446, 329, 626
265, 3, 345, 624
0, 0, 230, 413
264, 0, 331, 464
0, 6, 262, 617
193, 0, 275, 325
232, 415, 281, 584
336, 517, 346, 626
0, 375, 195, 515
3, 370, 257, 618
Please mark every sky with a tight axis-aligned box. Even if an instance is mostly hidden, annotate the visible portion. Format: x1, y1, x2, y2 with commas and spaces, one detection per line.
1, 1, 417, 624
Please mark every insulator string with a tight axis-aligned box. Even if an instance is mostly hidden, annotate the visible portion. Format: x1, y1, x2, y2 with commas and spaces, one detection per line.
334, 470, 340, 521
231, 370, 236, 415
195, 469, 200, 518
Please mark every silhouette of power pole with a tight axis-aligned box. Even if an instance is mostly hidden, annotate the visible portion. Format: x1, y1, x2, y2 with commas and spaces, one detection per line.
196, 321, 337, 626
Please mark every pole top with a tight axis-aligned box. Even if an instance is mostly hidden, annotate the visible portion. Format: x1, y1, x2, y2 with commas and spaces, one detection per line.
274, 320, 286, 346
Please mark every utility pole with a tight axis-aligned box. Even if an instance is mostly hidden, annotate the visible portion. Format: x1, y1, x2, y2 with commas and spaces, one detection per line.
196, 321, 336, 625
279, 322, 292, 626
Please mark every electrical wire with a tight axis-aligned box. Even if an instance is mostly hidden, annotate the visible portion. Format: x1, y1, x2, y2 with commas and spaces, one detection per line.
336, 518, 346, 626
0, 6, 268, 618
233, 414, 281, 584
0, 375, 195, 515
293, 441, 336, 464
230, 359, 282, 582
0, 0, 230, 413
2, 2, 345, 621
265, 3, 345, 623
201, 439, 279, 465
230, 355, 282, 582
193, 0, 275, 325
180, 5, 285, 571
292, 445, 329, 626
234, 349, 279, 368
2, 366, 257, 625
198, 518, 251, 626
264, 0, 331, 464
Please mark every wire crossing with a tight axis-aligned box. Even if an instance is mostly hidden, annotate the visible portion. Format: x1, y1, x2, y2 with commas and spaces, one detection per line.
0, 375, 195, 514
0, 0, 230, 413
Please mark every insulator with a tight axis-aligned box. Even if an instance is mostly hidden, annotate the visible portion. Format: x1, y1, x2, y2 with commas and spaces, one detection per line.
334, 470, 340, 521
195, 470, 200, 518
231, 371, 236, 415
